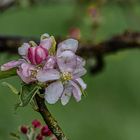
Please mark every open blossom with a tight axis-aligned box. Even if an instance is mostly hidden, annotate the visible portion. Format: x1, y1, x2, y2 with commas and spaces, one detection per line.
36, 39, 87, 105
1, 33, 87, 105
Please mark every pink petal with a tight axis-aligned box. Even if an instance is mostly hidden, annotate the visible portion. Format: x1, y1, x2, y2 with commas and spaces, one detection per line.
75, 78, 87, 90
20, 63, 35, 77
43, 56, 56, 70
1, 60, 24, 71
17, 69, 33, 84
76, 56, 86, 67
57, 39, 78, 55
27, 47, 36, 65
70, 80, 82, 102
45, 81, 63, 104
61, 82, 72, 105
18, 43, 30, 56
40, 37, 52, 50
57, 51, 77, 73
36, 69, 60, 82
73, 67, 87, 78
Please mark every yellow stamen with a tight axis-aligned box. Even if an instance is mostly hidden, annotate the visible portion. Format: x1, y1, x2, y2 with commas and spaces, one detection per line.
30, 70, 37, 78
61, 72, 72, 81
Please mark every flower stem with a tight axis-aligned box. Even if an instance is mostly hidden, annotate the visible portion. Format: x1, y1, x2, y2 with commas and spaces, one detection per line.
35, 94, 68, 140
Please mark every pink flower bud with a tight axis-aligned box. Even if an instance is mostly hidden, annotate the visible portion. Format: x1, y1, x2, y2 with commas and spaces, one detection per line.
32, 119, 41, 128
41, 125, 52, 136
28, 46, 48, 65
36, 134, 43, 140
20, 125, 28, 134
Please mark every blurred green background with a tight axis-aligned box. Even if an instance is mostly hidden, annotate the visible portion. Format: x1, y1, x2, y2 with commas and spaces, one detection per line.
0, 1, 140, 140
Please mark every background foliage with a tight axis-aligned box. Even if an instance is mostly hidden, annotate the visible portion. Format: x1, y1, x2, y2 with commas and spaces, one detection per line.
0, 1, 140, 139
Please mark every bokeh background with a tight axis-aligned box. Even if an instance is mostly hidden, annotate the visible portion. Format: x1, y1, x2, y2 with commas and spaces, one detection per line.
0, 0, 140, 139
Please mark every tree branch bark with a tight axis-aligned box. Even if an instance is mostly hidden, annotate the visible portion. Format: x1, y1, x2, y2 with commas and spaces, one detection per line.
35, 94, 68, 140
0, 31, 140, 75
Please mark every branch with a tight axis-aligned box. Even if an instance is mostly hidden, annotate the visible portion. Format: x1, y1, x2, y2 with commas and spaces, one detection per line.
35, 94, 68, 140
77, 31, 140, 74
0, 0, 15, 12
0, 31, 140, 74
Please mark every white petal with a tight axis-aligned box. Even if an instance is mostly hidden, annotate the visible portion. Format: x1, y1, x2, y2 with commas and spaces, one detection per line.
73, 67, 87, 78
75, 78, 87, 90
40, 37, 52, 50
61, 82, 72, 105
77, 56, 86, 66
45, 81, 63, 104
18, 43, 30, 56
70, 80, 82, 102
57, 51, 77, 73
40, 33, 50, 40
1, 60, 24, 71
17, 69, 33, 84
57, 39, 78, 55
36, 69, 60, 82
43, 57, 56, 70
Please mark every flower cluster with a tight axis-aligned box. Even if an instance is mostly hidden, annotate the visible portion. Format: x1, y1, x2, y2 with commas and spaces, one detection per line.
13, 119, 56, 140
1, 33, 87, 105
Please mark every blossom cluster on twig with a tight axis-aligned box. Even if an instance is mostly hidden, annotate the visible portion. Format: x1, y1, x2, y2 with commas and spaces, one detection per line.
1, 33, 87, 106
11, 119, 56, 140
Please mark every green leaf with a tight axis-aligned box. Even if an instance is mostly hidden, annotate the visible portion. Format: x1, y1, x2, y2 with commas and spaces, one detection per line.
10, 132, 20, 140
80, 87, 87, 97
17, 84, 40, 108
49, 36, 56, 55
0, 68, 17, 80
2, 82, 19, 95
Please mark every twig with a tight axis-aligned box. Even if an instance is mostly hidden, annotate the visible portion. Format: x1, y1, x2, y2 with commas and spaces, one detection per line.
35, 94, 68, 140
0, 0, 15, 12
0, 31, 140, 74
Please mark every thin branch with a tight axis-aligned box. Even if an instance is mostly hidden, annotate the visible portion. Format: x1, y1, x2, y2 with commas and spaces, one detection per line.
35, 94, 68, 140
0, 0, 15, 12
0, 31, 140, 74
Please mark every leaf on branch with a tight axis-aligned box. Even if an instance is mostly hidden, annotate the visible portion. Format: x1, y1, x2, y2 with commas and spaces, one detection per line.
2, 82, 19, 95
10, 132, 20, 140
49, 36, 56, 55
0, 68, 17, 80
15, 84, 40, 109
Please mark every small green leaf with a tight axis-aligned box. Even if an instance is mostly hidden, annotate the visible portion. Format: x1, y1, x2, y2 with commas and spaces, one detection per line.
10, 132, 20, 140
49, 36, 56, 55
40, 33, 50, 40
2, 82, 19, 95
0, 68, 17, 80
17, 84, 39, 108
30, 98, 39, 111
80, 87, 87, 97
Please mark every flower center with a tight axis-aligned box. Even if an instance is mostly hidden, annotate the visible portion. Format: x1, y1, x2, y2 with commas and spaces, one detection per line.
30, 70, 37, 78
61, 72, 72, 81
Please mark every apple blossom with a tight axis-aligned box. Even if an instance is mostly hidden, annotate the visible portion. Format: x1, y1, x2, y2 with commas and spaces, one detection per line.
0, 33, 87, 105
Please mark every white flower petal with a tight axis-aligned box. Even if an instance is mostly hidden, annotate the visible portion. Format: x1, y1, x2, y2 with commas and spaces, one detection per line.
57, 51, 77, 73
18, 43, 30, 56
73, 67, 87, 78
75, 78, 87, 90
57, 39, 78, 55
61, 82, 72, 105
1, 60, 24, 71
45, 81, 63, 104
17, 69, 33, 84
77, 56, 86, 66
40, 37, 52, 50
70, 80, 82, 102
43, 56, 56, 70
36, 69, 60, 82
